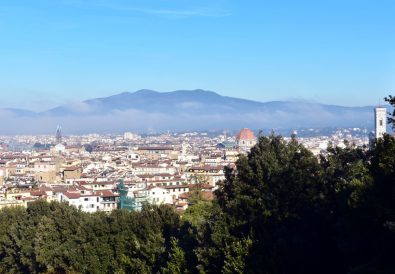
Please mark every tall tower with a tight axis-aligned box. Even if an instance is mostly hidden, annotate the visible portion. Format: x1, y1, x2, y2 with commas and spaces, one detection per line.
56, 125, 62, 144
375, 107, 387, 139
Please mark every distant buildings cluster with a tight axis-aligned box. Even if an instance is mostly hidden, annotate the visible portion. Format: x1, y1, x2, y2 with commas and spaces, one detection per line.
0, 128, 260, 212
0, 106, 390, 212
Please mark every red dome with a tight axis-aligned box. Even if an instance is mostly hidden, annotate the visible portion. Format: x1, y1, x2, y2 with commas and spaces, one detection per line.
236, 128, 255, 140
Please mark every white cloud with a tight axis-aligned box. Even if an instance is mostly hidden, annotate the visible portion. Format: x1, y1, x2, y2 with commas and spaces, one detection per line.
63, 101, 94, 113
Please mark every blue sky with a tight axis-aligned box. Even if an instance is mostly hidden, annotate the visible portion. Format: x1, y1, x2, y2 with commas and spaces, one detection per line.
0, 0, 394, 110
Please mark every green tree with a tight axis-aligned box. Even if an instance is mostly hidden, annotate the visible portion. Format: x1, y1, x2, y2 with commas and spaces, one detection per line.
200, 135, 337, 273
161, 237, 187, 274
182, 201, 213, 229
34, 216, 63, 273
222, 237, 252, 274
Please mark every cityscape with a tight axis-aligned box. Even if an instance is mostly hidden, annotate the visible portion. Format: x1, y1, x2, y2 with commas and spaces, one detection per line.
1, 0, 395, 273
0, 106, 389, 212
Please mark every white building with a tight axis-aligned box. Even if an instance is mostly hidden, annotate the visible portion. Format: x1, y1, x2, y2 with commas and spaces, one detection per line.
51, 144, 66, 154
57, 190, 118, 213
146, 187, 172, 205
375, 107, 387, 139
124, 132, 138, 140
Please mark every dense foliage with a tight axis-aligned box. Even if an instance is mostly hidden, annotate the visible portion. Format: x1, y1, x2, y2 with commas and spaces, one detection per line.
0, 203, 182, 274
1, 97, 395, 273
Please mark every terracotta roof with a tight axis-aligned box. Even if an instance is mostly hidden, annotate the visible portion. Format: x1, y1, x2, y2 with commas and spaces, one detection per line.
178, 190, 214, 201
236, 128, 255, 140
64, 192, 81, 199
178, 193, 190, 199
39, 186, 53, 192
164, 185, 189, 189
176, 202, 188, 206
30, 191, 47, 197
190, 184, 214, 190
189, 165, 224, 172
137, 174, 155, 178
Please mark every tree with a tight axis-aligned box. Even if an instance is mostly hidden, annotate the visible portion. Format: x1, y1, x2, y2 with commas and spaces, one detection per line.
34, 216, 63, 273
182, 201, 213, 229
161, 238, 187, 274
199, 135, 342, 274
222, 237, 252, 274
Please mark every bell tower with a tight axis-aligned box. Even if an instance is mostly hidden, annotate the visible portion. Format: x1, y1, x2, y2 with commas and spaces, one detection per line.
375, 107, 387, 139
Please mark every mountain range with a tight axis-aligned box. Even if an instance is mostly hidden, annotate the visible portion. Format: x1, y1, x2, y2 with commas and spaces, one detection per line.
0, 89, 383, 134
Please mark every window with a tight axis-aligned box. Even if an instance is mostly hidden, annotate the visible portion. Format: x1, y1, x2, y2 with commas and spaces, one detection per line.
380, 119, 383, 126
84, 198, 89, 201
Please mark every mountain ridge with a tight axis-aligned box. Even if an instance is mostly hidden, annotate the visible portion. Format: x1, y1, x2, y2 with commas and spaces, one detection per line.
0, 89, 386, 134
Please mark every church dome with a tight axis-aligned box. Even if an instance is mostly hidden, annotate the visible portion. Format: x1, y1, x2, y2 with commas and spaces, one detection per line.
236, 128, 255, 140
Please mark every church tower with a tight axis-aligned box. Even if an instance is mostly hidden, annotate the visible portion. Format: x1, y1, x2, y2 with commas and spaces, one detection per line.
56, 125, 62, 144
375, 107, 387, 139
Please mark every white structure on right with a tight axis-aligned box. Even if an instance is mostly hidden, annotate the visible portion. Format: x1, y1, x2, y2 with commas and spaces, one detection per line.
375, 107, 387, 139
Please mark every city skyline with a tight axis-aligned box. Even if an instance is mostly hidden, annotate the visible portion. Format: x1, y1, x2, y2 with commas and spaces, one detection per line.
1, 0, 394, 110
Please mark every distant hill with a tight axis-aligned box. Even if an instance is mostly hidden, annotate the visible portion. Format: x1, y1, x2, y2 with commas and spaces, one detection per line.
0, 89, 385, 134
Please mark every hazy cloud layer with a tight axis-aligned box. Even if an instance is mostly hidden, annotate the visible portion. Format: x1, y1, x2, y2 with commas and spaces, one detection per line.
0, 107, 373, 135
0, 90, 379, 134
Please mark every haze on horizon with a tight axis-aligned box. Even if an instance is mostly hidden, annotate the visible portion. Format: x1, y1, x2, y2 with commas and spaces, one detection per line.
0, 0, 394, 110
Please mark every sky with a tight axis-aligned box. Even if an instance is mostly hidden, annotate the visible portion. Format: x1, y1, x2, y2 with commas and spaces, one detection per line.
0, 0, 394, 110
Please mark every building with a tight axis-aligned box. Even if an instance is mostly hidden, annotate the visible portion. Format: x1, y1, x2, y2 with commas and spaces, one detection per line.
124, 132, 138, 141
375, 107, 387, 139
146, 186, 172, 205
137, 146, 178, 160
62, 166, 82, 183
57, 189, 118, 213
51, 143, 66, 155
236, 128, 257, 150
